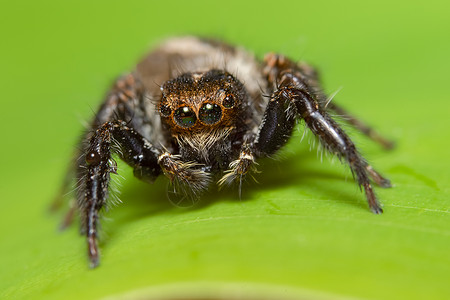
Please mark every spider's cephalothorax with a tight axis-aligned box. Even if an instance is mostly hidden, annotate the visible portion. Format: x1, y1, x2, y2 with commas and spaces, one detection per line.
54, 36, 393, 268
158, 70, 251, 170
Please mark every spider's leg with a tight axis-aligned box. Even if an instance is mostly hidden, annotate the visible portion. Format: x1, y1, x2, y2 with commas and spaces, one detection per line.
259, 54, 390, 213
73, 73, 165, 267
327, 102, 395, 150
286, 60, 395, 150
218, 95, 298, 192
51, 164, 76, 212
218, 70, 299, 190
80, 124, 208, 268
52, 161, 81, 230
78, 120, 162, 268
55, 73, 149, 226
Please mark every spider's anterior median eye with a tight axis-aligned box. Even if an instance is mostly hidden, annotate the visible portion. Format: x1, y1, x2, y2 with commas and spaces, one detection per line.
174, 106, 197, 128
199, 103, 222, 125
223, 95, 235, 108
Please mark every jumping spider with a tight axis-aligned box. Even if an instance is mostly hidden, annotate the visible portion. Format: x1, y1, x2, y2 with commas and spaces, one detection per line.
55, 36, 393, 268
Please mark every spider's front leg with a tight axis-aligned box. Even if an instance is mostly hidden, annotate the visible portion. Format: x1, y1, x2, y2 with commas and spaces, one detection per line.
80, 121, 211, 267
254, 54, 390, 213
79, 120, 162, 267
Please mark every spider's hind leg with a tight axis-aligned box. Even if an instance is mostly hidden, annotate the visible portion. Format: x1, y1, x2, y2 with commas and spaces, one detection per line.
293, 60, 395, 150
327, 102, 395, 150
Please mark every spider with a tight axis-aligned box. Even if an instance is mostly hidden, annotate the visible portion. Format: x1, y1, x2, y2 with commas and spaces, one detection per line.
55, 36, 393, 268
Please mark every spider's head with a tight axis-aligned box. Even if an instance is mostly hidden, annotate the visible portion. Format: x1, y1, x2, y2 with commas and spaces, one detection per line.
158, 70, 249, 135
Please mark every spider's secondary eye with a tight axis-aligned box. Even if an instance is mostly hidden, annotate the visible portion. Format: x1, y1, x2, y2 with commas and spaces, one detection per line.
223, 95, 235, 108
160, 104, 172, 117
174, 106, 197, 128
199, 103, 222, 125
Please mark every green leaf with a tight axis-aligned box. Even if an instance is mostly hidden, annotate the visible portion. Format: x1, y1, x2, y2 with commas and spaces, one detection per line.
1, 1, 449, 299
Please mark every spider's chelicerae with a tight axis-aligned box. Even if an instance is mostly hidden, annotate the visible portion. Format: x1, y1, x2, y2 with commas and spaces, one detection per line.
56, 36, 393, 268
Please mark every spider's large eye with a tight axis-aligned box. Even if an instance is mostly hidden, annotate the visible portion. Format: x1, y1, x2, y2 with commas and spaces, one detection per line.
199, 103, 222, 125
174, 106, 197, 128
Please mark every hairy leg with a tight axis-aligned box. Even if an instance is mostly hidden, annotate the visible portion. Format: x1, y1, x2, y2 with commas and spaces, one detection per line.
327, 102, 395, 150
54, 73, 148, 220
280, 59, 394, 150
257, 53, 390, 213
78, 120, 162, 267
66, 73, 163, 267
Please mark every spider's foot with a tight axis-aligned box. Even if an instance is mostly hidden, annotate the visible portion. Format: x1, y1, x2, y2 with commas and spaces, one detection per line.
370, 205, 384, 215
366, 165, 392, 188
88, 236, 100, 268
377, 178, 392, 189
364, 183, 384, 214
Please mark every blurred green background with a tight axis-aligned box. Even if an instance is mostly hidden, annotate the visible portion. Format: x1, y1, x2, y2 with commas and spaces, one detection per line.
1, 0, 449, 299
